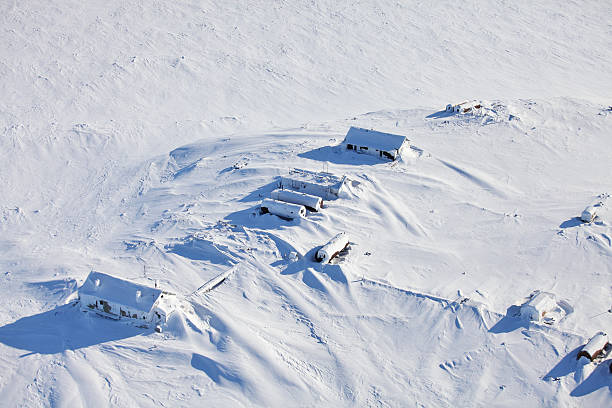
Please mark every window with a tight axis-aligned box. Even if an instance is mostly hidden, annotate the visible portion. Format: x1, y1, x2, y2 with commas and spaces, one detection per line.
359, 146, 368, 150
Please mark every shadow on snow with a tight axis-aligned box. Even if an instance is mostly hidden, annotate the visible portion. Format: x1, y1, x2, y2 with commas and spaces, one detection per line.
488, 305, 529, 334
559, 217, 583, 229
298, 145, 389, 166
0, 304, 151, 356
191, 353, 244, 386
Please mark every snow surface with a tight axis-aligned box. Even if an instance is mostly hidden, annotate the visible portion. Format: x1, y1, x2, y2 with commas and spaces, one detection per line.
1, 1, 611, 407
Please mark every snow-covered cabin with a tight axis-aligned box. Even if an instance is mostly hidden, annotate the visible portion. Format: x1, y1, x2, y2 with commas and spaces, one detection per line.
520, 292, 557, 322
577, 331, 609, 362
79, 271, 175, 324
279, 168, 346, 200
581, 205, 597, 222
316, 232, 349, 263
342, 127, 409, 161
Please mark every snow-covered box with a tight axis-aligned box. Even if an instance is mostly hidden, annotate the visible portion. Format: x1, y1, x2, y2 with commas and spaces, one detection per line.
79, 271, 175, 324
342, 126, 409, 161
520, 292, 556, 322
279, 168, 346, 200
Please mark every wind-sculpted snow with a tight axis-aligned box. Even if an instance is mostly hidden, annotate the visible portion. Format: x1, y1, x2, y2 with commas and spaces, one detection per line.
1, 0, 611, 406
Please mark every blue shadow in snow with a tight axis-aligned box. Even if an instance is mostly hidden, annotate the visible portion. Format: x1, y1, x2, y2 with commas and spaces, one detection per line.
298, 146, 388, 166
543, 346, 583, 380
560, 217, 583, 229
224, 207, 302, 231
570, 360, 612, 397
489, 305, 529, 334
280, 247, 348, 291
166, 238, 233, 266
426, 110, 455, 119
238, 181, 280, 203
191, 353, 243, 386
0, 304, 150, 356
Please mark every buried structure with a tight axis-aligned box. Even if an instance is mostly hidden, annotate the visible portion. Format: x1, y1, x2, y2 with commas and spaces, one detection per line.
271, 189, 323, 212
316, 232, 350, 263
520, 291, 557, 322
342, 126, 409, 161
577, 331, 610, 362
79, 271, 176, 325
279, 168, 346, 200
261, 198, 306, 220
581, 205, 599, 223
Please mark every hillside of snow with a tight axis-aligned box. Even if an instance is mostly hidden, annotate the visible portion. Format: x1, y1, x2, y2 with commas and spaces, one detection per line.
1, 1, 611, 407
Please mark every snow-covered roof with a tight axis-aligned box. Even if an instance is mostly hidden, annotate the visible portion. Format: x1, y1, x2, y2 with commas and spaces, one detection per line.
283, 168, 344, 187
343, 127, 408, 152
80, 271, 162, 312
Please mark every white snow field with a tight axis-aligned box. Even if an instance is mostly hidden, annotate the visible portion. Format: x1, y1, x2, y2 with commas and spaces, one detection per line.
1, 1, 612, 407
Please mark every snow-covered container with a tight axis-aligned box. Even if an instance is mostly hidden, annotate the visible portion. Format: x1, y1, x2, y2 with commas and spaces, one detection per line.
445, 104, 453, 112
279, 168, 346, 200
316, 232, 349, 263
261, 198, 306, 219
270, 189, 323, 212
79, 271, 175, 324
343, 127, 409, 161
520, 292, 557, 321
577, 331, 609, 362
581, 205, 597, 222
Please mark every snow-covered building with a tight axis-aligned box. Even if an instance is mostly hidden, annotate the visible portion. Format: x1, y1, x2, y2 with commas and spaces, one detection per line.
581, 205, 597, 222
79, 271, 175, 324
577, 331, 609, 362
520, 292, 557, 322
316, 232, 349, 263
260, 198, 306, 219
342, 127, 409, 161
279, 168, 346, 200
270, 189, 322, 212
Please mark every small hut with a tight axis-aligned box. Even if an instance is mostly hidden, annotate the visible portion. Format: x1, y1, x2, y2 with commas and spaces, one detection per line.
577, 331, 609, 362
342, 127, 409, 161
316, 232, 349, 263
279, 168, 346, 200
79, 271, 175, 324
520, 292, 557, 322
270, 189, 322, 212
581, 205, 597, 222
261, 198, 306, 219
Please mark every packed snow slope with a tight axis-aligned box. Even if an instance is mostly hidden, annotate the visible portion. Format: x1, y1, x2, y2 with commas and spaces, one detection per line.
1, 1, 612, 407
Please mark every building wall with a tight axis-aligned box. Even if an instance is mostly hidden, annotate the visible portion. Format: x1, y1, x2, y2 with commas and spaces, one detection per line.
80, 293, 154, 322
279, 177, 338, 200
345, 143, 398, 160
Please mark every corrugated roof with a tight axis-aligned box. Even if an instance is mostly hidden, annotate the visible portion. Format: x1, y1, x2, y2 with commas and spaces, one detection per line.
80, 271, 162, 312
343, 127, 407, 152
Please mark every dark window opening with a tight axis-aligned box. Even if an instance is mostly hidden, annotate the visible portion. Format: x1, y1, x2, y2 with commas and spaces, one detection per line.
347, 144, 354, 150
359, 146, 368, 150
